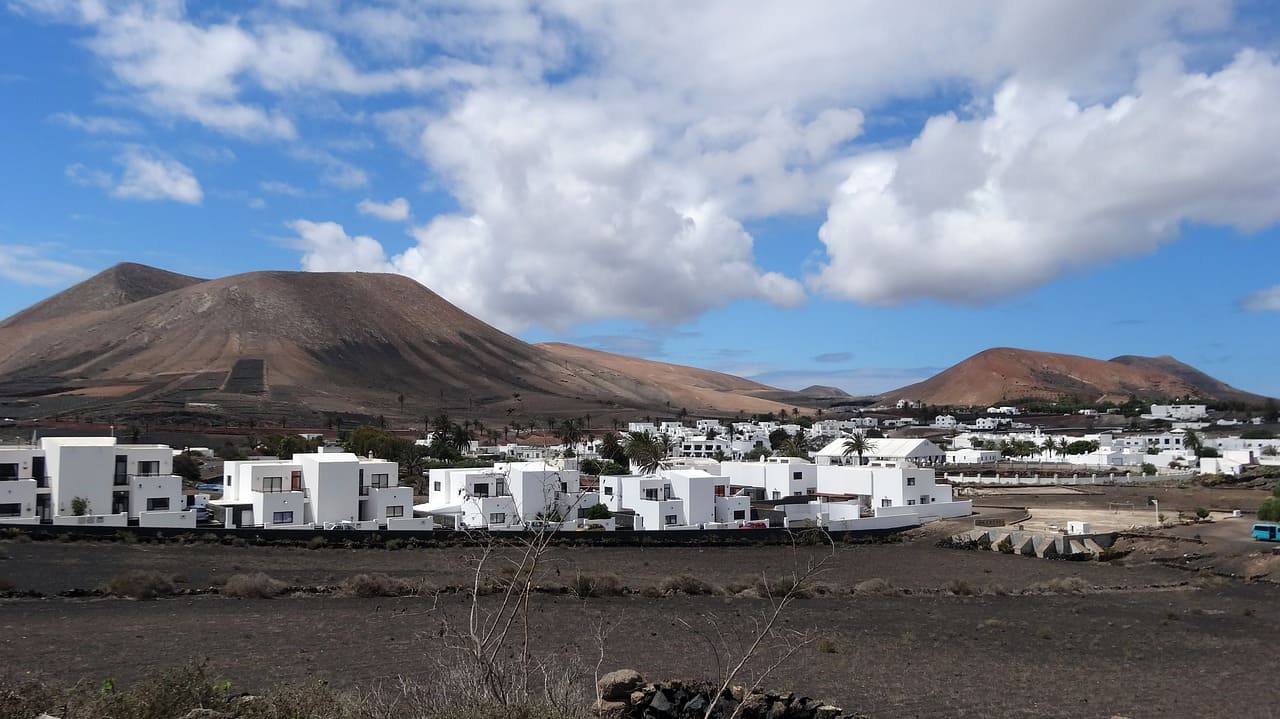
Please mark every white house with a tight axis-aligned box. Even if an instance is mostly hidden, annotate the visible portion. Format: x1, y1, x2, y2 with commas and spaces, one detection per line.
216, 452, 428, 530
676, 435, 734, 459
717, 457, 816, 500
599, 468, 750, 530
812, 437, 945, 467
932, 415, 958, 429
416, 461, 601, 530
946, 448, 1001, 464
0, 437, 194, 528
1148, 404, 1208, 421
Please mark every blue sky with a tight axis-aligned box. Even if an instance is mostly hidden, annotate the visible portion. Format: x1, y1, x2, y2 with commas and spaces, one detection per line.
2, 1, 1278, 397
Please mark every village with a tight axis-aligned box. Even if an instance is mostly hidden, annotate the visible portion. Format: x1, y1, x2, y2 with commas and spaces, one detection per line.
2, 402, 1276, 539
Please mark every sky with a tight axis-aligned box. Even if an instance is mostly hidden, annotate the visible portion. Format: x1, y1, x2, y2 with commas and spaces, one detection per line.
1, 0, 1279, 398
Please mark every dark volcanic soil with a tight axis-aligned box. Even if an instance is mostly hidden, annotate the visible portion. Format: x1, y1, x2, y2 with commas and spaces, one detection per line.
1, 538, 1278, 718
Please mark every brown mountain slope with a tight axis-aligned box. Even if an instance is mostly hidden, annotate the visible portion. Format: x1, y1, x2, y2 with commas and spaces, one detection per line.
0, 266, 804, 420
879, 347, 1262, 407
0, 262, 205, 330
537, 343, 819, 415
1109, 355, 1268, 405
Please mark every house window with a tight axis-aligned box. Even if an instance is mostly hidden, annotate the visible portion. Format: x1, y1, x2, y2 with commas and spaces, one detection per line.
921, 496, 930, 504
370, 473, 390, 489
792, 471, 802, 480
664, 514, 678, 526
793, 491, 803, 496
291, 471, 302, 491
386, 505, 404, 518
603, 486, 613, 496
0, 464, 18, 480
489, 512, 506, 524
906, 477, 915, 486
0, 503, 21, 517
254, 476, 284, 493
733, 510, 746, 520
433, 481, 442, 492
137, 460, 160, 476
771, 491, 781, 500
907, 499, 916, 505
806, 488, 816, 495
145, 497, 170, 511
272, 511, 294, 524
881, 499, 892, 508
644, 488, 659, 500
473, 483, 490, 497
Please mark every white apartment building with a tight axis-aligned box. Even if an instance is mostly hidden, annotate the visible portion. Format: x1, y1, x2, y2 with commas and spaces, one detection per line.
676, 435, 734, 459
217, 452, 428, 530
0, 437, 193, 528
599, 468, 751, 530
417, 461, 601, 530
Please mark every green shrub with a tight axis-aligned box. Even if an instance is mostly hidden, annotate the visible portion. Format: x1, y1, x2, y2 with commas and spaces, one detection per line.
1195, 507, 1210, 519
70, 496, 90, 516
583, 503, 611, 520
996, 536, 1015, 554
1259, 496, 1280, 522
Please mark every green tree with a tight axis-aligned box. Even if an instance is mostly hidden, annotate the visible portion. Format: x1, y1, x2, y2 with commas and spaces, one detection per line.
584, 503, 611, 520
841, 432, 875, 466
623, 431, 671, 474
172, 453, 202, 483
554, 418, 584, 453
70, 496, 90, 516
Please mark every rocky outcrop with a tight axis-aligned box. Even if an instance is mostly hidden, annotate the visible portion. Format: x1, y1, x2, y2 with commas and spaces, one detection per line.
595, 671, 850, 718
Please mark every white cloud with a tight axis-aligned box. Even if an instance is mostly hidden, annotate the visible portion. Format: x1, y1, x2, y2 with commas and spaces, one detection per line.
357, 197, 410, 221
66, 147, 202, 204
260, 180, 304, 196
48, 111, 139, 134
112, 147, 203, 204
1241, 285, 1280, 312
0, 245, 91, 287
812, 50, 1280, 305
290, 219, 390, 273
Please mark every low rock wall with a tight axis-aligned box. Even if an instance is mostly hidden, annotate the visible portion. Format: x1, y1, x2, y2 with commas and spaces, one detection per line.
596, 670, 848, 718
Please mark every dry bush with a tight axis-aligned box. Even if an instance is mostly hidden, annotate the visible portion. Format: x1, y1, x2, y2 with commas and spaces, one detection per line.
1029, 576, 1091, 594
338, 573, 413, 597
853, 577, 899, 596
942, 579, 976, 596
816, 637, 839, 654
222, 572, 289, 599
100, 570, 177, 600
755, 575, 811, 599
569, 572, 623, 599
306, 536, 327, 550
658, 573, 719, 596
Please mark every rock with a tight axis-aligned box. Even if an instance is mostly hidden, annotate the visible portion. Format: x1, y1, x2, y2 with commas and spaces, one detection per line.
595, 699, 628, 718
598, 669, 645, 702
648, 688, 677, 717
178, 710, 231, 719
815, 705, 843, 719
35, 714, 61, 719
684, 694, 708, 716
739, 691, 771, 717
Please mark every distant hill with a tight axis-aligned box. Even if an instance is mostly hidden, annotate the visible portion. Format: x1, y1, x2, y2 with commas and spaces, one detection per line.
0, 264, 815, 422
0, 262, 204, 329
880, 347, 1269, 407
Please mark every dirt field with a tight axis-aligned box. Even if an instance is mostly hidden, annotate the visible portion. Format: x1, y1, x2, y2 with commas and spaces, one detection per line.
2, 532, 1278, 718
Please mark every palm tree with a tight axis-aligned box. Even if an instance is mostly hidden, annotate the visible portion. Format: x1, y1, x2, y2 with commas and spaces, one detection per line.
1041, 437, 1055, 459
623, 431, 670, 474
554, 418, 584, 453
841, 431, 875, 466
1056, 437, 1070, 459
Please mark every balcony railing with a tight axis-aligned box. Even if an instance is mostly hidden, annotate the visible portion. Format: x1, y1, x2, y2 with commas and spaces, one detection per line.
113, 474, 128, 486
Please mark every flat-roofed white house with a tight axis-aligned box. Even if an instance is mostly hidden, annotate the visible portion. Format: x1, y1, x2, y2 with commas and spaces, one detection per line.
216, 452, 428, 530
416, 461, 602, 530
598, 468, 751, 530
0, 437, 194, 527
716, 457, 816, 500
775, 463, 970, 531
813, 437, 945, 467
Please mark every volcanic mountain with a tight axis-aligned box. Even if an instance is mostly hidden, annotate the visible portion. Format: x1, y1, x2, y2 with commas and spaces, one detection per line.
880, 347, 1268, 407
0, 264, 814, 422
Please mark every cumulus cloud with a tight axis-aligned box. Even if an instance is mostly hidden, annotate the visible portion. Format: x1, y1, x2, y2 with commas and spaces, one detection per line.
67, 147, 202, 204
290, 219, 391, 273
356, 197, 410, 221
812, 50, 1280, 305
1241, 285, 1280, 312
0, 245, 91, 287
112, 147, 202, 203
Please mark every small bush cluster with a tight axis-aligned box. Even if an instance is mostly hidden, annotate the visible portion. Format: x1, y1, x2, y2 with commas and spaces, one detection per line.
100, 570, 177, 600
658, 573, 719, 595
338, 573, 414, 597
568, 572, 623, 599
1028, 576, 1091, 594
853, 577, 899, 596
222, 573, 289, 599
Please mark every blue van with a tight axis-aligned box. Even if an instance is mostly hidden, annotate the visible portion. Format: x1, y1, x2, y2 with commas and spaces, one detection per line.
1252, 523, 1280, 541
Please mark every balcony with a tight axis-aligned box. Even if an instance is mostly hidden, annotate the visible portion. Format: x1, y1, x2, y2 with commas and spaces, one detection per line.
113, 473, 129, 486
